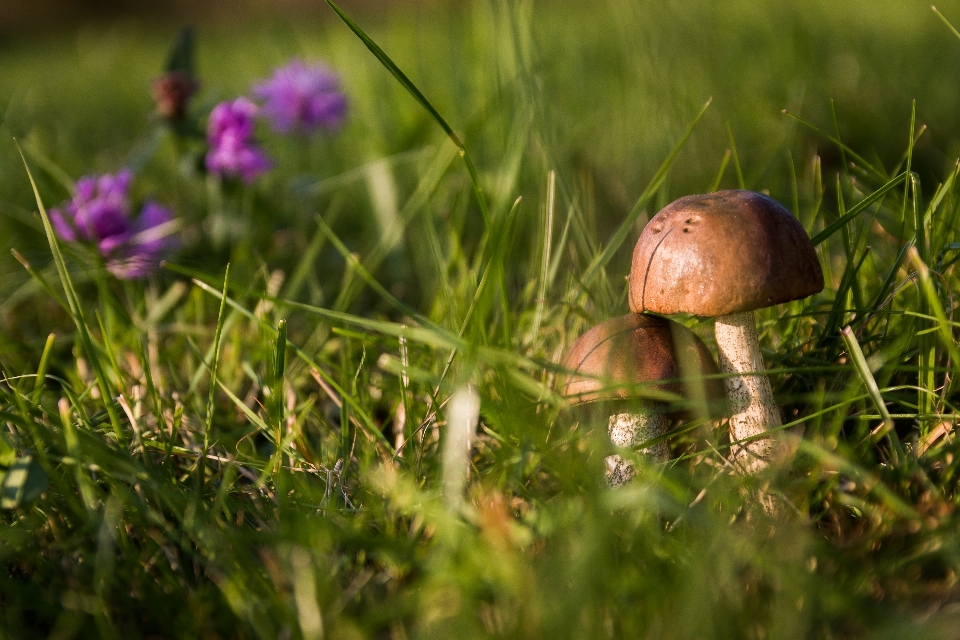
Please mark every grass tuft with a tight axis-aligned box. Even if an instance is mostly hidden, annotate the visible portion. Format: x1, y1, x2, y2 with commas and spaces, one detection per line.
4, 1, 960, 637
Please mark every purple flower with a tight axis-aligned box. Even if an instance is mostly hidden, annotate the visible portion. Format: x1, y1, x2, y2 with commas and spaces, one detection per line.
205, 132, 272, 183
253, 59, 347, 133
49, 171, 175, 279
51, 170, 133, 245
205, 97, 271, 183
107, 201, 177, 280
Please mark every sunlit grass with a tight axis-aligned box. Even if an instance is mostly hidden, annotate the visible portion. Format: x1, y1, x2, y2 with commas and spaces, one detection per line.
3, 0, 960, 637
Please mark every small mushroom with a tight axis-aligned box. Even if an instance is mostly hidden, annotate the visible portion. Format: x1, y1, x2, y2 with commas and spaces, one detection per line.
561, 313, 726, 486
628, 190, 823, 471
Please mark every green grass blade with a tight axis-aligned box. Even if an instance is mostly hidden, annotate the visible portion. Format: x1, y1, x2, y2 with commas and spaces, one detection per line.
708, 149, 732, 193
283, 298, 460, 350
829, 100, 851, 181
529, 171, 555, 345
272, 319, 288, 442
323, 0, 491, 227
188, 310, 239, 395
95, 310, 124, 396
782, 109, 887, 182
547, 194, 576, 287
933, 6, 960, 41
58, 398, 98, 516
330, 141, 458, 312
726, 121, 745, 189
32, 332, 55, 401
199, 264, 230, 489
910, 247, 960, 381
317, 214, 433, 323
822, 246, 869, 339
925, 160, 960, 238
137, 334, 165, 450
905, 103, 920, 256
324, 0, 460, 148
11, 248, 68, 311
16, 141, 124, 441
864, 239, 914, 324
811, 171, 906, 246
217, 379, 271, 440
841, 326, 900, 459
788, 150, 800, 216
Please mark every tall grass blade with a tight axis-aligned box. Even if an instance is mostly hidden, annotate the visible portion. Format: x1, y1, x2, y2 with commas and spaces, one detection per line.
331, 141, 457, 312
272, 319, 288, 445
868, 239, 914, 316
933, 6, 960, 41
708, 149, 732, 193
530, 170, 555, 345
811, 171, 907, 246
725, 121, 745, 189
904, 104, 921, 258
323, 0, 491, 226
32, 332, 55, 401
58, 398, 97, 516
910, 247, 960, 384
16, 141, 124, 441
95, 310, 124, 396
10, 248, 68, 311
316, 214, 432, 323
841, 326, 900, 459
137, 334, 165, 449
782, 110, 886, 182
199, 264, 230, 489
280, 197, 343, 305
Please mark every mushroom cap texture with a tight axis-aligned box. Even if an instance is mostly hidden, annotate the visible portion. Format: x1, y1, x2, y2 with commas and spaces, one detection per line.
561, 313, 725, 414
628, 190, 824, 317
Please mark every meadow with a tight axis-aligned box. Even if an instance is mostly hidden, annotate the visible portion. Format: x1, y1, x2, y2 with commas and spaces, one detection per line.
4, 0, 960, 637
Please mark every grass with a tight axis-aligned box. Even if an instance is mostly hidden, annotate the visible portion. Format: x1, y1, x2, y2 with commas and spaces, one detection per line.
4, 0, 960, 637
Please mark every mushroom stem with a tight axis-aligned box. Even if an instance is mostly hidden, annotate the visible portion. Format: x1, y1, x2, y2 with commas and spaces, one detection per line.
605, 410, 669, 486
714, 311, 780, 471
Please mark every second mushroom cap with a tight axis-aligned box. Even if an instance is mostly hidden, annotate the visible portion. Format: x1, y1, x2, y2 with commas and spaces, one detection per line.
561, 313, 726, 418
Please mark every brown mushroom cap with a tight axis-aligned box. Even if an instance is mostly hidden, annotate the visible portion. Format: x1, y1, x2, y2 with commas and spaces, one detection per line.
561, 313, 726, 416
628, 190, 824, 317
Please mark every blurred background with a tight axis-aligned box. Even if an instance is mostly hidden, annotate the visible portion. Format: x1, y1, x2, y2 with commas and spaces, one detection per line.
5, 0, 960, 208
4, 0, 960, 338
1, 0, 426, 33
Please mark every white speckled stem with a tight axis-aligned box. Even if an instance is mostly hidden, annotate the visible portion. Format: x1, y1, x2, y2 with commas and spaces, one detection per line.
714, 311, 780, 472
605, 411, 669, 487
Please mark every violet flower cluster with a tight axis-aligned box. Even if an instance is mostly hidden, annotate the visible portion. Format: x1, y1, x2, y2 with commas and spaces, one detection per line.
50, 170, 176, 280
253, 59, 348, 133
204, 60, 347, 184
205, 97, 272, 183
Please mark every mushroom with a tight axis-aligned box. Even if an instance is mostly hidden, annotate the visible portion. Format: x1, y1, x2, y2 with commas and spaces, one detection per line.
561, 313, 726, 486
628, 190, 823, 471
